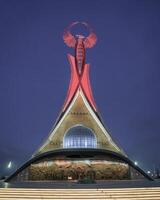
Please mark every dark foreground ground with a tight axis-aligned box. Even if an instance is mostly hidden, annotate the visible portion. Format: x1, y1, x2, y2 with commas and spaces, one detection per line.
0, 180, 160, 189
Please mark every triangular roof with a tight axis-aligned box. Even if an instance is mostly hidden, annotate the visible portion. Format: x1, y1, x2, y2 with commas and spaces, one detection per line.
34, 86, 126, 156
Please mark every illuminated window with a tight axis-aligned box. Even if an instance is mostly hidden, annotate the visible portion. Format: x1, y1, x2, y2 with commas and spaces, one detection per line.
63, 125, 96, 148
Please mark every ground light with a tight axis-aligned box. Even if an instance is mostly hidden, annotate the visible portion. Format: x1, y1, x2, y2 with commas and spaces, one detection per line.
134, 161, 138, 166
7, 161, 12, 169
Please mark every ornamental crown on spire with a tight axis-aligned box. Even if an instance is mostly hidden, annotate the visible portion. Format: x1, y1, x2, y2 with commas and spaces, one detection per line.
62, 22, 97, 111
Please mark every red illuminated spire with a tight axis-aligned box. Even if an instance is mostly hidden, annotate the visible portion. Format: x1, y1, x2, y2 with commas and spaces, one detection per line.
63, 22, 97, 112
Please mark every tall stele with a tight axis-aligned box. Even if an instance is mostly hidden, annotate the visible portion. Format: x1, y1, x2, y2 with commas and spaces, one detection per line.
6, 22, 152, 181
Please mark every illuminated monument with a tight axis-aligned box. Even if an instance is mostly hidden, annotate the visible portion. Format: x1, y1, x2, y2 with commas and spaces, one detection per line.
6, 22, 152, 181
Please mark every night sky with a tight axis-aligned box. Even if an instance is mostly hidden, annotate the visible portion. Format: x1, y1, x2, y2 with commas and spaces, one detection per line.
0, 0, 160, 177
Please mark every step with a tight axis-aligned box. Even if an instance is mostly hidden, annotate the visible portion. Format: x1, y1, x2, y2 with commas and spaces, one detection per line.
0, 188, 160, 200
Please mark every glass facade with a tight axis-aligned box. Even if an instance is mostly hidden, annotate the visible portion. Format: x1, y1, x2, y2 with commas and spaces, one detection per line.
63, 125, 96, 148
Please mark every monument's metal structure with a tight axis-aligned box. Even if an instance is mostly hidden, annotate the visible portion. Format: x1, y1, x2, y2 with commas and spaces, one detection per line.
6, 22, 152, 182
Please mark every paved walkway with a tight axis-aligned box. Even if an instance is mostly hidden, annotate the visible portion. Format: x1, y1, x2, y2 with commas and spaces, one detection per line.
1, 180, 160, 189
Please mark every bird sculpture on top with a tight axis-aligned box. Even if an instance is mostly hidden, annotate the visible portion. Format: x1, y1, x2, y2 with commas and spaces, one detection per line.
63, 22, 97, 74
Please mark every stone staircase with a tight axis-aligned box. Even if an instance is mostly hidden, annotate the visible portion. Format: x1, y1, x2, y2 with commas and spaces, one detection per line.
0, 188, 160, 199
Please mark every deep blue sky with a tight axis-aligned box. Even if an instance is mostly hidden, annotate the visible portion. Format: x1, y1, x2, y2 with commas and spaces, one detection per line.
0, 0, 160, 176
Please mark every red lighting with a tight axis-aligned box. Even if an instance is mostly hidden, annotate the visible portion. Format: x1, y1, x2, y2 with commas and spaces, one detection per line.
63, 22, 97, 112
63, 54, 97, 112
81, 64, 97, 111
63, 54, 79, 111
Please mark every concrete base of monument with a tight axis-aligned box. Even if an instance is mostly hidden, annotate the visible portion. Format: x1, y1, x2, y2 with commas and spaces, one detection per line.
5, 149, 153, 182
1, 179, 160, 189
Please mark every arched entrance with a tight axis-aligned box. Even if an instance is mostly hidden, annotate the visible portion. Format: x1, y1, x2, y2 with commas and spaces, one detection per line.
63, 125, 97, 148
